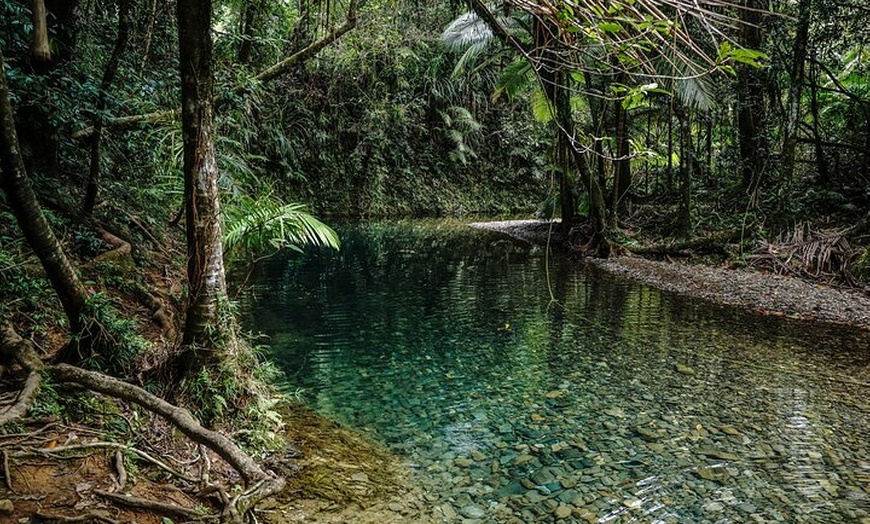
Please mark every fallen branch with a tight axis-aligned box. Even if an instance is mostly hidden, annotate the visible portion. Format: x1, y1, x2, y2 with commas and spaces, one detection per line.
95, 490, 209, 521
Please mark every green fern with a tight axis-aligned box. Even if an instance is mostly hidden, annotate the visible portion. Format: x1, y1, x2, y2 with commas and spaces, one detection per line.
223, 196, 339, 260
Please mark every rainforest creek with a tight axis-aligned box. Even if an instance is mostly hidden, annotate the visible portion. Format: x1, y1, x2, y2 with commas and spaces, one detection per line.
2, 0, 870, 522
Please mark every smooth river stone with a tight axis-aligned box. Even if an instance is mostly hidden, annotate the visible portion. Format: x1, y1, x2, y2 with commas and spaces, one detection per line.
554, 504, 572, 519
460, 504, 486, 519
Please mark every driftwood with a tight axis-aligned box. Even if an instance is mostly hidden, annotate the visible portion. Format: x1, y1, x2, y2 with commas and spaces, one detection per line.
629, 228, 743, 256
0, 322, 285, 523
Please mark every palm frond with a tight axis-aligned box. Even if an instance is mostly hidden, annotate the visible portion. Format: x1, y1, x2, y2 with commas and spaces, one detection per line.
530, 88, 555, 123
493, 59, 534, 101
442, 11, 493, 52
223, 197, 339, 260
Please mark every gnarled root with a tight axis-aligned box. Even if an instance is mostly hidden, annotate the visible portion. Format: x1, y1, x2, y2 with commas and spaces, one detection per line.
0, 322, 285, 523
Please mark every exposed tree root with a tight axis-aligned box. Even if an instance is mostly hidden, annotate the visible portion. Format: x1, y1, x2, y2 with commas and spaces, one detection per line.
0, 321, 286, 523
0, 322, 44, 426
2, 449, 12, 491
95, 490, 210, 521
112, 450, 126, 491
30, 441, 198, 483
34, 510, 120, 523
0, 371, 41, 425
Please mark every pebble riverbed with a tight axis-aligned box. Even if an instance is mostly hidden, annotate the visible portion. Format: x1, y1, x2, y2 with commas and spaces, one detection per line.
246, 221, 870, 523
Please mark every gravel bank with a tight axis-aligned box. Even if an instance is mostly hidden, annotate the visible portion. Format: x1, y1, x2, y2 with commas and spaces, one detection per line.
472, 220, 870, 330
469, 219, 565, 245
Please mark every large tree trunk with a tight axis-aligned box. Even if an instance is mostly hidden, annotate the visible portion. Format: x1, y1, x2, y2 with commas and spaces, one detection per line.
736, 0, 769, 205
84, 0, 132, 215
0, 49, 88, 333
176, 0, 235, 372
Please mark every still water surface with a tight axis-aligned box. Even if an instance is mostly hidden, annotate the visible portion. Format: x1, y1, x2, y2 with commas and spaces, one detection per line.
241, 220, 870, 523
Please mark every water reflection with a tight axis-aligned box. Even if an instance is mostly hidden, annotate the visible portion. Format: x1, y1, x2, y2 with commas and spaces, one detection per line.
240, 220, 870, 523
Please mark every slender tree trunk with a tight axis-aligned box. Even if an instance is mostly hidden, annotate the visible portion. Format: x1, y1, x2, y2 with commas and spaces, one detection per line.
555, 70, 575, 226
572, 144, 610, 257
677, 108, 692, 236
665, 97, 674, 191
139, 0, 159, 73
0, 49, 88, 333
237, 0, 257, 65
533, 17, 575, 226
614, 94, 631, 212
176, 0, 235, 372
736, 0, 769, 205
705, 114, 713, 186
780, 0, 810, 186
30, 0, 52, 63
84, 0, 132, 215
808, 63, 829, 187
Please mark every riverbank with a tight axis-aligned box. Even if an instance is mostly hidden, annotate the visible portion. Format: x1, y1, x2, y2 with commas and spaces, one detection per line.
471, 219, 870, 330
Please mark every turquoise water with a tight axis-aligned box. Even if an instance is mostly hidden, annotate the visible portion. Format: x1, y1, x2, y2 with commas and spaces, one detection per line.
241, 220, 870, 523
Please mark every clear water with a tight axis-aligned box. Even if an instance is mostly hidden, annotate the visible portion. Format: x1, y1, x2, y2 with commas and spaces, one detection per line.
240, 220, 870, 523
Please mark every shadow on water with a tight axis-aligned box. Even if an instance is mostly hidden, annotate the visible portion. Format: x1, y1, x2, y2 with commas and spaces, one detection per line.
239, 219, 870, 523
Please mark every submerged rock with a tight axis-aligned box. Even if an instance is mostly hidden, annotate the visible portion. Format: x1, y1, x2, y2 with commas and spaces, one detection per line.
675, 363, 696, 375
460, 504, 487, 519
697, 447, 739, 461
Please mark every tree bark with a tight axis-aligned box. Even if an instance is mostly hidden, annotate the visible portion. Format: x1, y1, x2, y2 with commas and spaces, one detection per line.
30, 0, 52, 63
0, 49, 89, 334
176, 0, 235, 374
84, 0, 132, 215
